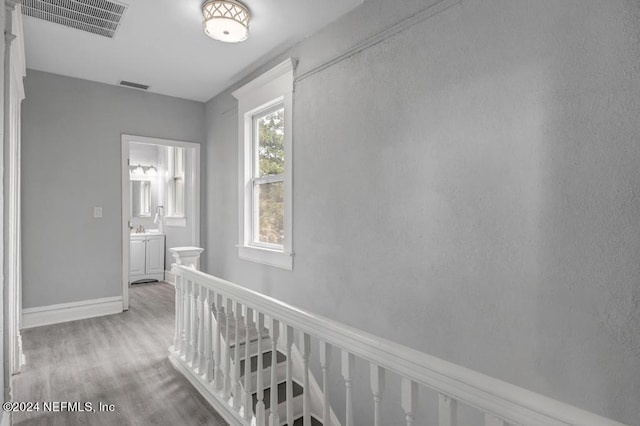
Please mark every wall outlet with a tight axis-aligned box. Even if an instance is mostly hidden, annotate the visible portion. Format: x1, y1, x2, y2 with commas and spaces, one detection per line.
94, 207, 103, 218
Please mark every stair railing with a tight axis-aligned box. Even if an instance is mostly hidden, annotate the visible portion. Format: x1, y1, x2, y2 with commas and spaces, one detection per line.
167, 248, 627, 426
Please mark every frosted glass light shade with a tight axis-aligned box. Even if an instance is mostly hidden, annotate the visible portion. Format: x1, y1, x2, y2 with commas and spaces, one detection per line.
202, 0, 250, 43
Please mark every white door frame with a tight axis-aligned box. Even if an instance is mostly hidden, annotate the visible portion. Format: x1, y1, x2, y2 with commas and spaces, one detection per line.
5, 4, 26, 377
121, 135, 201, 311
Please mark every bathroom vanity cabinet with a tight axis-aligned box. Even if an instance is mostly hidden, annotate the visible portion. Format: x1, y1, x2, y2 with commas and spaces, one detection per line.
130, 234, 165, 283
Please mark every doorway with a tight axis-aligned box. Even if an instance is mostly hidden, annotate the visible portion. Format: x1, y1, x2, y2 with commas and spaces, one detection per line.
121, 135, 200, 310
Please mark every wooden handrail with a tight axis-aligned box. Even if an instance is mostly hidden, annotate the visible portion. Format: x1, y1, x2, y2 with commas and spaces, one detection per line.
173, 264, 627, 426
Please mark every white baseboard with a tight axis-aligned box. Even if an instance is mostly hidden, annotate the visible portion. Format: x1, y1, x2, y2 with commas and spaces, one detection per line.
168, 349, 245, 426
22, 296, 123, 329
164, 270, 176, 286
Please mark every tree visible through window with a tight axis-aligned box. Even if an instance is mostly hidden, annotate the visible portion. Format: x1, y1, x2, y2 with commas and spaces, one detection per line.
253, 107, 284, 246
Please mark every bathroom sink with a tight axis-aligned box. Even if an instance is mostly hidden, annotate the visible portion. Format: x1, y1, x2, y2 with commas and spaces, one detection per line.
130, 229, 161, 236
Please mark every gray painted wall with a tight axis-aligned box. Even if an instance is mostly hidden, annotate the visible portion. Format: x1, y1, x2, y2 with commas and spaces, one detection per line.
21, 70, 205, 308
204, 0, 640, 424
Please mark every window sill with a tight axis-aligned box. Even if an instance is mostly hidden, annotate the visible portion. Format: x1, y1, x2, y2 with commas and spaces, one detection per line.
165, 216, 186, 228
238, 245, 293, 270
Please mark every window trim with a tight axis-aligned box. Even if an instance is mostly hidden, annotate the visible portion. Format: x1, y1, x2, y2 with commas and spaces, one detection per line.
167, 146, 186, 220
232, 58, 294, 270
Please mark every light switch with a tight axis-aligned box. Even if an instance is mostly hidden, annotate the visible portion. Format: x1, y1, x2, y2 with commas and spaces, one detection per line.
94, 207, 103, 218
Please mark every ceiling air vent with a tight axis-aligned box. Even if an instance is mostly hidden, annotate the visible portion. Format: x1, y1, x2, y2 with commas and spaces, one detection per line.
21, 0, 128, 39
119, 80, 150, 91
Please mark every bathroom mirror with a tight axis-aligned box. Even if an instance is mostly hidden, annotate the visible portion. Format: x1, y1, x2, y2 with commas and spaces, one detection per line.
131, 180, 151, 217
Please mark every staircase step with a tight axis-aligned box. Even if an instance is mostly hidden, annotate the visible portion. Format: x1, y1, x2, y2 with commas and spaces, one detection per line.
292, 416, 322, 426
252, 380, 303, 411
240, 350, 286, 376
245, 363, 287, 394
215, 312, 270, 346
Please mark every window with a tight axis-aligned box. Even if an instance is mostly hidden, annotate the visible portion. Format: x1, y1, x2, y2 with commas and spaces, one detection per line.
252, 105, 285, 247
233, 59, 294, 270
168, 146, 185, 218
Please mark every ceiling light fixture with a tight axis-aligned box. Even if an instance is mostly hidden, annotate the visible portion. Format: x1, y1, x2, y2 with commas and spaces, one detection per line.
202, 0, 250, 43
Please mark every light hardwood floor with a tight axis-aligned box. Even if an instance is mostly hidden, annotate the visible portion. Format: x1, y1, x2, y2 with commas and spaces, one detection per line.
13, 282, 228, 426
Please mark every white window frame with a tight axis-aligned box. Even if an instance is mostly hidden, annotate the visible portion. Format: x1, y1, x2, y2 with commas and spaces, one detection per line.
250, 103, 285, 250
167, 146, 186, 219
232, 58, 294, 270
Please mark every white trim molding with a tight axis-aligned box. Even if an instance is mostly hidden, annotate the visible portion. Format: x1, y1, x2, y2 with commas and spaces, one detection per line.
168, 351, 245, 426
232, 58, 296, 99
5, 1, 26, 376
22, 296, 123, 329
121, 134, 201, 311
164, 269, 176, 285
296, 0, 461, 83
233, 58, 295, 271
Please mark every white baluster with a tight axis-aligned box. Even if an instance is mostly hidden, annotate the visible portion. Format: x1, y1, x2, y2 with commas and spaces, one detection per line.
284, 325, 294, 426
485, 413, 506, 426
187, 281, 196, 364
319, 341, 332, 425
439, 394, 457, 426
191, 282, 201, 368
244, 306, 255, 420
300, 332, 311, 425
401, 378, 418, 426
179, 275, 188, 357
197, 284, 205, 374
204, 288, 214, 382
182, 279, 190, 359
269, 318, 280, 426
173, 274, 183, 353
224, 297, 233, 399
213, 292, 223, 392
256, 313, 266, 426
234, 301, 242, 410
341, 351, 355, 426
370, 364, 385, 426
